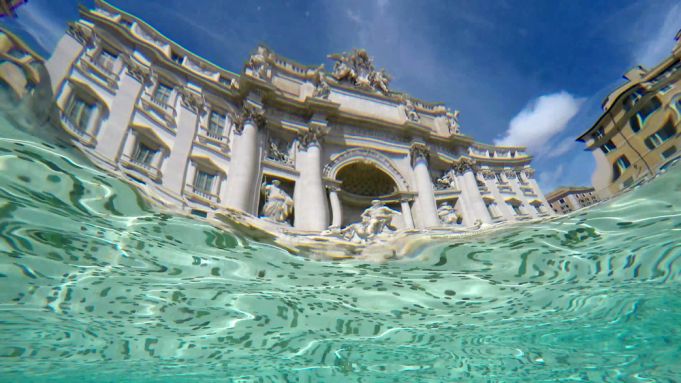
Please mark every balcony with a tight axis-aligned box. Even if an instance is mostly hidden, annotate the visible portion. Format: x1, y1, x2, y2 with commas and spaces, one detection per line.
184, 184, 220, 208
194, 126, 229, 152
521, 186, 537, 196
75, 54, 120, 92
498, 184, 514, 193
120, 153, 162, 182
59, 115, 98, 147
138, 92, 177, 131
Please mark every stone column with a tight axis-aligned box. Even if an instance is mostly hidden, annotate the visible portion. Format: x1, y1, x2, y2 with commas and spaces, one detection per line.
224, 107, 262, 213
454, 160, 492, 226
410, 144, 439, 228
294, 128, 329, 231
96, 65, 144, 162
328, 185, 342, 229
162, 88, 201, 194
400, 198, 415, 229
526, 169, 553, 215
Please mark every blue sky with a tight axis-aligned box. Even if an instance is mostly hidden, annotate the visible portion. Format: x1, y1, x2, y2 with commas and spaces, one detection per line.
4, 0, 681, 192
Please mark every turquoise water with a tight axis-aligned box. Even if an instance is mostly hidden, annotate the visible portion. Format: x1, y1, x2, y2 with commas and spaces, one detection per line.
0, 91, 680, 382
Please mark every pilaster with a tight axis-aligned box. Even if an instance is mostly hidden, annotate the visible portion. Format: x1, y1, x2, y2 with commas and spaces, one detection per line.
410, 143, 439, 228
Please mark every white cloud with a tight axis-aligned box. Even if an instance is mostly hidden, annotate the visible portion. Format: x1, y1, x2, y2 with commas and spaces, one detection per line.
632, 2, 681, 68
546, 137, 576, 159
538, 164, 565, 193
494, 91, 584, 156
15, 3, 64, 53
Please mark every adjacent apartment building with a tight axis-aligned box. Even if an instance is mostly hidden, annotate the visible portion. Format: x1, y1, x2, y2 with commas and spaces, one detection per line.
545, 186, 598, 214
577, 30, 681, 199
42, 0, 553, 236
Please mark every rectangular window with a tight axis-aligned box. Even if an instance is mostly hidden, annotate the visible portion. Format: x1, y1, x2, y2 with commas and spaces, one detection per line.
593, 126, 605, 140
207, 111, 226, 138
153, 83, 172, 105
508, 203, 522, 215
194, 170, 215, 195
644, 122, 676, 150
630, 97, 662, 133
495, 172, 505, 184
601, 140, 616, 154
64, 95, 94, 132
132, 142, 157, 167
97, 49, 117, 73
662, 146, 677, 159
171, 51, 183, 64
624, 88, 645, 111
613, 155, 631, 180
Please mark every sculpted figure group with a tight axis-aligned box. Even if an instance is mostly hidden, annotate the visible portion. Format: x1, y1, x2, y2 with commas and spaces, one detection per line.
261, 180, 293, 223
341, 200, 400, 242
328, 49, 391, 94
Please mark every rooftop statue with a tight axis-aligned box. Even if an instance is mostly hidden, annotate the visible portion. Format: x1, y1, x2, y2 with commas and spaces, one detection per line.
312, 66, 331, 99
261, 180, 293, 223
328, 49, 391, 94
246, 46, 271, 80
341, 200, 399, 242
403, 98, 420, 122
446, 109, 461, 135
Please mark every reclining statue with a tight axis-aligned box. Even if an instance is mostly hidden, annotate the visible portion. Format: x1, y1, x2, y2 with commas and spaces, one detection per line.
341, 200, 399, 242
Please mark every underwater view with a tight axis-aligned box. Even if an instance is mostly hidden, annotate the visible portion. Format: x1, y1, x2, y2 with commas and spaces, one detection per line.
0, 84, 680, 382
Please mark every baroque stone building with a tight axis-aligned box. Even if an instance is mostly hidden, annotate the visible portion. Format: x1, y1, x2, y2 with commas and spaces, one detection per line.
545, 186, 598, 214
577, 30, 681, 199
44, 0, 552, 240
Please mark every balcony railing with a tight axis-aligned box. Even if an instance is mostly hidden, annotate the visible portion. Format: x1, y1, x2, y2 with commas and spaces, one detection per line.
77, 54, 120, 91
59, 115, 97, 147
498, 185, 514, 193
185, 184, 220, 207
120, 153, 162, 182
195, 126, 229, 152
139, 93, 177, 130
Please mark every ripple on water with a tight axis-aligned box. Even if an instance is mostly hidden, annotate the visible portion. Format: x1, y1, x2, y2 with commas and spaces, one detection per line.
0, 102, 680, 382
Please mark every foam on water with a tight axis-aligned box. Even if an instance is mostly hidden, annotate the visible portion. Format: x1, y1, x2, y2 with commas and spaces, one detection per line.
0, 90, 680, 382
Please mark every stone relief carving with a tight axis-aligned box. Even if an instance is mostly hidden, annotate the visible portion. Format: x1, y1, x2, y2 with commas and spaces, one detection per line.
123, 56, 152, 85
266, 136, 293, 166
246, 46, 271, 80
437, 202, 462, 225
341, 200, 399, 242
178, 86, 205, 114
297, 128, 323, 150
446, 109, 461, 135
403, 98, 420, 122
327, 49, 391, 94
67, 22, 93, 46
260, 180, 293, 223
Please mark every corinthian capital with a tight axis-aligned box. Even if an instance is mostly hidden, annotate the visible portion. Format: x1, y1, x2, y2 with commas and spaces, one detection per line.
410, 143, 430, 167
232, 105, 265, 135
297, 127, 324, 150
451, 157, 476, 175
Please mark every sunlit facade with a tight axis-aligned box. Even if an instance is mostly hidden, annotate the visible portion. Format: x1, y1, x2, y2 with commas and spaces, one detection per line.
44, 0, 552, 236
577, 31, 681, 199
545, 186, 598, 214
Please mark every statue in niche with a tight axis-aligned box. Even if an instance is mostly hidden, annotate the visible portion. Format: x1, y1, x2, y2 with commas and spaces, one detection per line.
341, 200, 399, 242
446, 109, 461, 135
403, 98, 420, 122
246, 46, 270, 80
435, 169, 457, 190
437, 202, 462, 225
261, 180, 293, 223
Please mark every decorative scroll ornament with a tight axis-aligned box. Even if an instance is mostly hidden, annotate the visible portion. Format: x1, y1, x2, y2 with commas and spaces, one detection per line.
480, 168, 496, 180
446, 109, 461, 135
504, 170, 517, 179
327, 49, 391, 94
403, 98, 420, 122
178, 86, 205, 114
410, 143, 430, 167
523, 168, 536, 179
297, 127, 323, 150
232, 105, 265, 135
123, 56, 152, 85
434, 169, 457, 190
245, 46, 271, 80
451, 157, 476, 175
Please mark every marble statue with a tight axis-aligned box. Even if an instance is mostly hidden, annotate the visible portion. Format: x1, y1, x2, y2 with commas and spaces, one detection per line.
403, 98, 420, 122
312, 67, 331, 99
246, 46, 270, 80
437, 202, 461, 225
266, 137, 292, 165
261, 180, 293, 223
446, 109, 460, 135
435, 169, 457, 190
341, 200, 399, 242
328, 49, 391, 93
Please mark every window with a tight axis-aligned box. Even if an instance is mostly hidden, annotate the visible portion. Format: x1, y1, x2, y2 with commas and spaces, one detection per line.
153, 83, 173, 105
64, 94, 94, 132
623, 88, 645, 111
495, 172, 505, 184
601, 140, 616, 154
485, 200, 500, 218
662, 146, 677, 159
630, 97, 661, 133
593, 126, 605, 140
194, 170, 215, 195
612, 155, 631, 180
507, 202, 523, 215
132, 142, 157, 167
97, 49, 117, 73
644, 122, 676, 150
207, 111, 226, 138
171, 51, 183, 64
